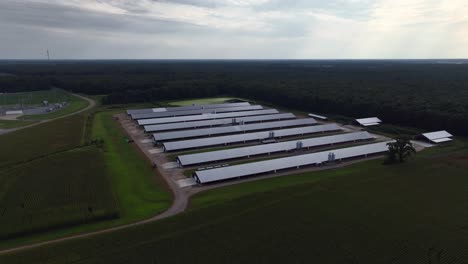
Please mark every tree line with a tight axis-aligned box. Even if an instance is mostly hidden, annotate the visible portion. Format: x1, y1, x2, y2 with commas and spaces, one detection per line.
1, 60, 468, 135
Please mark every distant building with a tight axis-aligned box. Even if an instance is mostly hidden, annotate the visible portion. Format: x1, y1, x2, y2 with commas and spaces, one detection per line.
418, 130, 453, 144
5, 110, 23, 115
355, 117, 382, 127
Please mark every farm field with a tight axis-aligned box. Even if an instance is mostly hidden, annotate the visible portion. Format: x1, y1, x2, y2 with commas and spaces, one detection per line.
0, 113, 87, 168
0, 147, 118, 240
2, 139, 467, 263
0, 104, 170, 249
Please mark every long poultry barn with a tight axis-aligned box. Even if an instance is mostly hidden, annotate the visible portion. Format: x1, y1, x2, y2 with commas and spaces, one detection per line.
177, 131, 375, 167
161, 124, 342, 151
192, 141, 392, 184
138, 109, 280, 126
144, 113, 296, 133
131, 105, 263, 120
126, 102, 251, 115
152, 118, 318, 142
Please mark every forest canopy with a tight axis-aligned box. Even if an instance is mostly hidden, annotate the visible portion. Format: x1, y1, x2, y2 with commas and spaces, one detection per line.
1, 60, 467, 135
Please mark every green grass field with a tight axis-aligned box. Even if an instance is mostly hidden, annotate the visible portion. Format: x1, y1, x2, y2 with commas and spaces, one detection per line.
0, 89, 89, 122
0, 120, 37, 129
20, 99, 89, 120
91, 111, 171, 221
0, 89, 73, 106
2, 140, 467, 263
0, 113, 87, 168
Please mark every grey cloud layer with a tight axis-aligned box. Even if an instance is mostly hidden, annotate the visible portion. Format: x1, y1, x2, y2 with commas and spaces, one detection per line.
0, 0, 466, 59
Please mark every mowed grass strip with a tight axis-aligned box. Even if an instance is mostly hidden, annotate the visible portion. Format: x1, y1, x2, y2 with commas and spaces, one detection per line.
0, 120, 37, 129
92, 111, 171, 221
0, 147, 118, 240
3, 141, 468, 263
0, 113, 86, 168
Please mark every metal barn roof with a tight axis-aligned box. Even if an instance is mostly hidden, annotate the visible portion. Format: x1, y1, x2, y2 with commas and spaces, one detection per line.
131, 105, 263, 120
356, 117, 382, 126
137, 109, 280, 126
126, 102, 250, 115
162, 124, 342, 152
126, 108, 167, 115
308, 113, 327, 120
144, 113, 296, 132
432, 138, 453, 143
178, 131, 375, 166
193, 141, 392, 183
153, 119, 317, 142
421, 130, 453, 143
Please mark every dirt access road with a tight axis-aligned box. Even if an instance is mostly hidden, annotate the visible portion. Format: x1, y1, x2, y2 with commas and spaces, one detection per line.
0, 94, 95, 136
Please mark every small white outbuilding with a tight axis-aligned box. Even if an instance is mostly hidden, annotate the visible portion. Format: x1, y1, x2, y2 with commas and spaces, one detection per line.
420, 130, 453, 144
355, 117, 382, 127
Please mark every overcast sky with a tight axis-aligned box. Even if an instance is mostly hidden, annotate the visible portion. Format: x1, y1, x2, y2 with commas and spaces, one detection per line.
1, 0, 467, 59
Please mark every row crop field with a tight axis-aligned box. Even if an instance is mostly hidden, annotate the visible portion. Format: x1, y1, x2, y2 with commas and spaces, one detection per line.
3, 140, 468, 263
0, 113, 87, 168
0, 147, 118, 239
0, 107, 171, 248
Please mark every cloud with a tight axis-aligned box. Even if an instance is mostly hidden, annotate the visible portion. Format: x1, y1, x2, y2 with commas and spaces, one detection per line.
0, 0, 467, 59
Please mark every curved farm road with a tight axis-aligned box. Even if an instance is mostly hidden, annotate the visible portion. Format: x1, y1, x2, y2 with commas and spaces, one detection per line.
0, 94, 95, 136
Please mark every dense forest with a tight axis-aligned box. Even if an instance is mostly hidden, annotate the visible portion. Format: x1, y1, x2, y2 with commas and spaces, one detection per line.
1, 60, 468, 135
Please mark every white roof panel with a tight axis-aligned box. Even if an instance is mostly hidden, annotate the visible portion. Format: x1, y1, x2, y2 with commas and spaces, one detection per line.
422, 130, 453, 141
362, 122, 381, 127
131, 105, 263, 119
356, 117, 382, 126
138, 109, 279, 126
308, 113, 327, 120
144, 113, 296, 132
153, 119, 317, 142
194, 141, 392, 183
431, 138, 453, 143
163, 124, 342, 152
179, 131, 375, 166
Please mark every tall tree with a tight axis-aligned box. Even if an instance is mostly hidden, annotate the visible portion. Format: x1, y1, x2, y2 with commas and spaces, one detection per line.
386, 137, 416, 163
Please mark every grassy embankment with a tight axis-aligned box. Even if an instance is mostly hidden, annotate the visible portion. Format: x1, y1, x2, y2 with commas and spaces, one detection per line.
91, 111, 171, 221
2, 139, 467, 263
